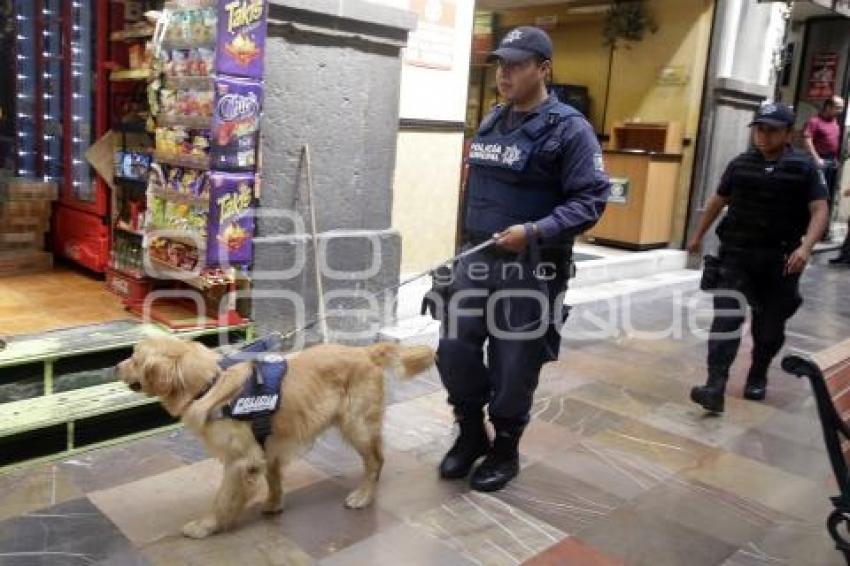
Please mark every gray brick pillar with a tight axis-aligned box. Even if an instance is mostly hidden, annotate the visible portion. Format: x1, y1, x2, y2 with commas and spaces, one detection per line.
253, 1, 416, 346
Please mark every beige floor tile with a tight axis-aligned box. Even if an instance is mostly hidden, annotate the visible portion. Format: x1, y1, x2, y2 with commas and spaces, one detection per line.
0, 463, 82, 520
407, 491, 566, 566
682, 451, 833, 522
89, 458, 327, 546
591, 417, 718, 475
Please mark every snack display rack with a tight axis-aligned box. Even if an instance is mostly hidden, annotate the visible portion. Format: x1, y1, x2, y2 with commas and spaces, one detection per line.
129, 0, 267, 329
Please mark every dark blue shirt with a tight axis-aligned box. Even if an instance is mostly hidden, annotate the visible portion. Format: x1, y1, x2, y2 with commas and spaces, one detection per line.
468, 95, 610, 241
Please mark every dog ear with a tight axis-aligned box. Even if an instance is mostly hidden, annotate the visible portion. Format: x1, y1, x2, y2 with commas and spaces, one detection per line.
143, 354, 178, 397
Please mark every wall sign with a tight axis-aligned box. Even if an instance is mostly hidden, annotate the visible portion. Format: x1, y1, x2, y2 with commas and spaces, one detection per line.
608, 177, 630, 204
807, 52, 838, 101
404, 0, 457, 70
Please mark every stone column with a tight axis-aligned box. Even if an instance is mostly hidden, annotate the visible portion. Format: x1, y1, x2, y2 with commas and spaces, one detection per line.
686, 0, 781, 258
252, 1, 416, 346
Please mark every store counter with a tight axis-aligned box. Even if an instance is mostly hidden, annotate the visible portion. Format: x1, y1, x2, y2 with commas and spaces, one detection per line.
586, 148, 683, 250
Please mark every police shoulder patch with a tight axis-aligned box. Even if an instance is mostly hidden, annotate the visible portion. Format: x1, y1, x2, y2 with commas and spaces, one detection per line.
593, 153, 605, 172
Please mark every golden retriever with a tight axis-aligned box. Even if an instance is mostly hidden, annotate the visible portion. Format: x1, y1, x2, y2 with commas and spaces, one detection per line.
115, 336, 435, 539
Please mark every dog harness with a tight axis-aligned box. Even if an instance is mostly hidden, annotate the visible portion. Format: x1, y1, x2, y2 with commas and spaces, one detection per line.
207, 336, 288, 445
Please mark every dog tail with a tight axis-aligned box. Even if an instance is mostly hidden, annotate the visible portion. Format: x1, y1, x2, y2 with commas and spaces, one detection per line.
366, 342, 436, 380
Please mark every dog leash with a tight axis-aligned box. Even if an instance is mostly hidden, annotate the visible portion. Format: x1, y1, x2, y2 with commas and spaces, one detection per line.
278, 237, 498, 342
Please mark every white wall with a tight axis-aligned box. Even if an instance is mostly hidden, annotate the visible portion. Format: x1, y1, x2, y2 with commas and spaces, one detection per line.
368, 0, 476, 272
369, 0, 475, 121
719, 0, 787, 87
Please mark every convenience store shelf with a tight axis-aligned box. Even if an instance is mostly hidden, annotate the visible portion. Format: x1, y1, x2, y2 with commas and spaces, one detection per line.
110, 28, 155, 42
161, 40, 216, 51
149, 231, 208, 251
152, 151, 210, 170
156, 114, 212, 130
151, 188, 210, 207
110, 68, 154, 82
147, 258, 236, 290
164, 76, 214, 91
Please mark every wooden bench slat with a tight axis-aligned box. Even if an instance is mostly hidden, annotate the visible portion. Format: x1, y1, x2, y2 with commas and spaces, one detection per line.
813, 338, 850, 376
828, 366, 850, 399
833, 391, 850, 419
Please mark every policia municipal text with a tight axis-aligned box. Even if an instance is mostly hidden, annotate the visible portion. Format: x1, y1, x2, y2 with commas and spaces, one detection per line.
688, 103, 829, 414
431, 27, 610, 492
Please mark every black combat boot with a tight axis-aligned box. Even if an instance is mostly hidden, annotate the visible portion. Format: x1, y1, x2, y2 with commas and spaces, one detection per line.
439, 408, 490, 480
690, 371, 727, 413
470, 426, 521, 492
743, 362, 768, 401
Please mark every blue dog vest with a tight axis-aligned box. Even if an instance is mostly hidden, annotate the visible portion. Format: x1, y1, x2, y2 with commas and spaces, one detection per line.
214, 335, 287, 444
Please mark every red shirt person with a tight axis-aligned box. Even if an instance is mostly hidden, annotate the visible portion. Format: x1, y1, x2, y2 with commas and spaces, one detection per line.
803, 96, 845, 240
804, 96, 843, 164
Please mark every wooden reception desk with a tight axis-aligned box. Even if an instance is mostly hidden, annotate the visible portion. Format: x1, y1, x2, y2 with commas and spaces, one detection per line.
585, 148, 683, 249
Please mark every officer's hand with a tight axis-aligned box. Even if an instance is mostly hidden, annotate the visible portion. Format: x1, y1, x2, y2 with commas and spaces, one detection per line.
843, 187, 850, 198
816, 157, 825, 169
785, 246, 810, 275
495, 225, 528, 253
686, 236, 703, 255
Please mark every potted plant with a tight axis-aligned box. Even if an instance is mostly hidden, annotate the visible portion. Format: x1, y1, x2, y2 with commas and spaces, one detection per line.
603, 0, 659, 49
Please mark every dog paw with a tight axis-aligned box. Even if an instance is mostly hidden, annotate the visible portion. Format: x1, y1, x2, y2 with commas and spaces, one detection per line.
344, 488, 374, 509
262, 500, 284, 515
182, 519, 215, 539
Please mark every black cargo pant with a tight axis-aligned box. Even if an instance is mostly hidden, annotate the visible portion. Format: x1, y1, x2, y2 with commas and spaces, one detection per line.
436, 244, 571, 430
707, 246, 803, 384
823, 159, 839, 237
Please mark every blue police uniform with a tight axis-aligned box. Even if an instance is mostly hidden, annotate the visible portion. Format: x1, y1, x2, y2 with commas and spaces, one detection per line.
437, 94, 610, 429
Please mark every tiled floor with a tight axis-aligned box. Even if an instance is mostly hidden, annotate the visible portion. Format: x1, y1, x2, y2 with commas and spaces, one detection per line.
0, 264, 129, 336
1, 256, 850, 565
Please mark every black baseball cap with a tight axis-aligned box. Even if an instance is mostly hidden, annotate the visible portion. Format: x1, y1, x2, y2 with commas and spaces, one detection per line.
488, 26, 553, 64
749, 103, 796, 128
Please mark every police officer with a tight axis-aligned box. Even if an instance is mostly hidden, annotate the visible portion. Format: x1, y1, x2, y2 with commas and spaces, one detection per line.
688, 103, 829, 413
435, 26, 610, 492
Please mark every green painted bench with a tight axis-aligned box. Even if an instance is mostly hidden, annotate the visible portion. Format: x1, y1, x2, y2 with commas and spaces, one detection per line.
0, 321, 254, 469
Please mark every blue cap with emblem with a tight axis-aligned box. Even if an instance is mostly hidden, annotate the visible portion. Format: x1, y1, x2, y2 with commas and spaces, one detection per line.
488, 26, 553, 64
749, 102, 796, 128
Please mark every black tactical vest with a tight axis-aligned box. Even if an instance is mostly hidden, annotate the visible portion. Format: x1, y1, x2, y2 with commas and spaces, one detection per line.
716, 148, 817, 250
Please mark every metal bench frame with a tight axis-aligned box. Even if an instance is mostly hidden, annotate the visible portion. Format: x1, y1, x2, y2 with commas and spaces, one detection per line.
783, 347, 850, 565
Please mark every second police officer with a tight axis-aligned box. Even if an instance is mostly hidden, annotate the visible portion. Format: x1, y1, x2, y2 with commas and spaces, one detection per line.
688, 103, 829, 413
434, 26, 610, 492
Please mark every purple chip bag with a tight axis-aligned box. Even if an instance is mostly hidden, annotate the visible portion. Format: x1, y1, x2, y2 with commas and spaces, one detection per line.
210, 76, 263, 171
216, 0, 267, 79
207, 171, 255, 265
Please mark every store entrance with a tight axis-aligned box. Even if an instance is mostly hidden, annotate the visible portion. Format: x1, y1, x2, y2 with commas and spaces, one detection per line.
0, 0, 264, 469
0, 0, 140, 341
2, 0, 254, 343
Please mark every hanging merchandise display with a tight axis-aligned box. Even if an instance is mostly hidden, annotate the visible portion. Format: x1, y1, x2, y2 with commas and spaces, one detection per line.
136, 0, 267, 328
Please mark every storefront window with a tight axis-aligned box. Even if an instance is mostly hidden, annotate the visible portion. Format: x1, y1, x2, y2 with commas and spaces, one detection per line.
42, 0, 64, 186
13, 0, 37, 176
69, 0, 95, 202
